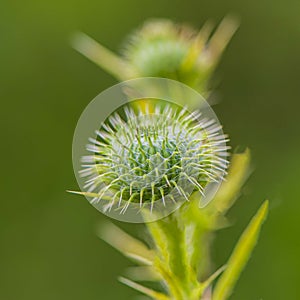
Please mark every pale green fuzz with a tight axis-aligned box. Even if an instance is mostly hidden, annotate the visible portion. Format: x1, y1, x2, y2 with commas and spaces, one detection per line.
81, 102, 227, 208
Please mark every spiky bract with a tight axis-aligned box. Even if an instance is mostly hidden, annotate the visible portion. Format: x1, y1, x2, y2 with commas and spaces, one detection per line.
80, 101, 228, 213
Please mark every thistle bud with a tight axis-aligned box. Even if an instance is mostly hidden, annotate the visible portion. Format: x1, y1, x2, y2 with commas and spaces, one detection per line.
72, 78, 228, 222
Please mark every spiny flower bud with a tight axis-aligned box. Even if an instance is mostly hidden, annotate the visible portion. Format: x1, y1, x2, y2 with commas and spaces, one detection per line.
123, 19, 199, 83
79, 100, 228, 219
123, 17, 238, 90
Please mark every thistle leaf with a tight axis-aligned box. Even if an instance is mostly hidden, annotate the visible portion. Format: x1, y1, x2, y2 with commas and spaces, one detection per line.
97, 222, 154, 265
207, 16, 239, 65
209, 149, 251, 214
67, 190, 102, 198
147, 215, 191, 283
125, 266, 161, 282
180, 200, 212, 279
200, 264, 227, 292
212, 200, 269, 300
71, 32, 136, 80
181, 20, 214, 71
146, 216, 198, 299
119, 277, 169, 300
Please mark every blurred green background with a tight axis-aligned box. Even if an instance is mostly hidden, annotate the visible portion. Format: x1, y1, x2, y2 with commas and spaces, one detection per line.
1, 0, 299, 299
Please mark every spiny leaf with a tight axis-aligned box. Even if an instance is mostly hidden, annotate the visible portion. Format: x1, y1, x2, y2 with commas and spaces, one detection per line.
146, 217, 194, 299
119, 277, 169, 300
97, 222, 154, 265
180, 200, 212, 280
200, 264, 227, 292
125, 266, 161, 282
147, 215, 190, 283
209, 149, 251, 214
207, 16, 239, 65
181, 20, 214, 71
67, 190, 113, 202
212, 200, 269, 300
71, 32, 136, 80
67, 190, 101, 198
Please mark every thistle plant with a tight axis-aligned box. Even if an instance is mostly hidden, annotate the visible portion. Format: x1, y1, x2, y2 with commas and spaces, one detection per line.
71, 17, 268, 300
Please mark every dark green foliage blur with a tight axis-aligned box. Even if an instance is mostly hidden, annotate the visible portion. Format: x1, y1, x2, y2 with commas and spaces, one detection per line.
0, 0, 299, 299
